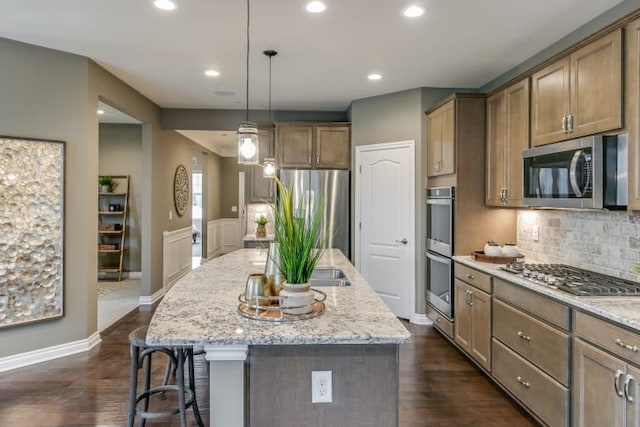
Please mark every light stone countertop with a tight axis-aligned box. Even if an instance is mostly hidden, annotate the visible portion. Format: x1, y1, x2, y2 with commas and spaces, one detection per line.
146, 249, 411, 346
453, 256, 640, 332
242, 233, 274, 242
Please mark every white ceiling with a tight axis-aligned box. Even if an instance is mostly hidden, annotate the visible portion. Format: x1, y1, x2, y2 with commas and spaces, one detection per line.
1, 0, 623, 113
176, 129, 238, 157
98, 101, 141, 124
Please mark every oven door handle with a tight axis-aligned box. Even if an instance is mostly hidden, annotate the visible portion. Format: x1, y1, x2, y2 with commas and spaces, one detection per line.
426, 251, 452, 264
569, 149, 585, 197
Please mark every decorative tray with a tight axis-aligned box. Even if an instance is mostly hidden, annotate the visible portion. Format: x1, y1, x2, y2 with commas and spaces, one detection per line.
472, 251, 524, 264
237, 289, 327, 322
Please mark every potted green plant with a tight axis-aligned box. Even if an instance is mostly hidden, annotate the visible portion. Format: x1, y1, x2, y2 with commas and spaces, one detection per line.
268, 176, 325, 314
255, 214, 269, 238
98, 176, 118, 193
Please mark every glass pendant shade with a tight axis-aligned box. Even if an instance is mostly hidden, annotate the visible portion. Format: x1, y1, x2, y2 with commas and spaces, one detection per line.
237, 121, 259, 164
263, 157, 276, 178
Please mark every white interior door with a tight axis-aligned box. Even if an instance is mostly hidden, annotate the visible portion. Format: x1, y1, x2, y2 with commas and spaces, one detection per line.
356, 141, 415, 319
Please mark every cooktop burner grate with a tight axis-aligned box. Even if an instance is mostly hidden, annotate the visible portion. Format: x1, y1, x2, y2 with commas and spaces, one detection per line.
499, 263, 640, 296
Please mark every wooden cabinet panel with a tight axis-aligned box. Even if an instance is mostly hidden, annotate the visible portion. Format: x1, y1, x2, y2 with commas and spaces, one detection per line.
493, 299, 569, 385
454, 279, 471, 350
486, 79, 529, 207
426, 99, 455, 177
426, 304, 453, 339
247, 129, 274, 202
277, 126, 313, 169
627, 18, 640, 211
469, 286, 491, 370
454, 263, 492, 293
575, 311, 640, 367
531, 57, 570, 147
493, 339, 569, 427
573, 338, 626, 427
494, 278, 570, 330
486, 91, 506, 206
314, 126, 350, 169
627, 364, 640, 427
570, 29, 622, 137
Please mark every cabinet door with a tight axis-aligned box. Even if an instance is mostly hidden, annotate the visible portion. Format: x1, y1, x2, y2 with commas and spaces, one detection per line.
504, 78, 529, 207
627, 365, 640, 427
570, 29, 622, 138
439, 99, 456, 175
626, 18, 640, 211
453, 279, 471, 351
469, 286, 491, 370
531, 57, 571, 146
248, 129, 274, 202
314, 126, 350, 169
277, 125, 313, 169
486, 91, 506, 206
573, 338, 625, 427
426, 109, 442, 177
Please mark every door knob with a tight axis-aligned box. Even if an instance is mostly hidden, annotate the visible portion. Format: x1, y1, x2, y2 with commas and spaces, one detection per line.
395, 238, 408, 245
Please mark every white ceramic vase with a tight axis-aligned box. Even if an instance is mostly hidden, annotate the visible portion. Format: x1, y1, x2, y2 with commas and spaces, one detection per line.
279, 282, 314, 315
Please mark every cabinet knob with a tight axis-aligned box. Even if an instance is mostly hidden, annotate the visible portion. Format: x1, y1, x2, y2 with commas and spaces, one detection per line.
517, 331, 531, 341
562, 115, 568, 133
316, 156, 320, 164
625, 374, 635, 403
614, 338, 639, 353
615, 369, 624, 397
466, 273, 474, 280
516, 376, 530, 388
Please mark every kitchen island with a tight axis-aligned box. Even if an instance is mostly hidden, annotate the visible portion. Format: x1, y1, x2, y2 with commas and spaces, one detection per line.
146, 248, 411, 427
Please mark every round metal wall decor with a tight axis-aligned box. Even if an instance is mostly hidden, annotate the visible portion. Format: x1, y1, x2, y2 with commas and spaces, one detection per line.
173, 165, 189, 217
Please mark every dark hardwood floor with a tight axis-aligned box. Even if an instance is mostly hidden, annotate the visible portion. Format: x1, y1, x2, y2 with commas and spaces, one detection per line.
0, 307, 536, 426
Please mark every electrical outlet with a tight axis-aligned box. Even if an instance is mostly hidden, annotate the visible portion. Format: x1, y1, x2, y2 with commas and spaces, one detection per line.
532, 225, 539, 242
311, 370, 332, 403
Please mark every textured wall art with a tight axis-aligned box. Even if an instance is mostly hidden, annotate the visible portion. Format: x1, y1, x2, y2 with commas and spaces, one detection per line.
0, 136, 65, 328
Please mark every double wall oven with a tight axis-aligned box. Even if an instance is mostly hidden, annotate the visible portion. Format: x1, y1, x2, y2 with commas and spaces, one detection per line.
425, 187, 455, 320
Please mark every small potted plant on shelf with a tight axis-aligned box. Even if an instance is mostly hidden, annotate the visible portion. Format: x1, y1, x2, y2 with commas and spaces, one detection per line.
268, 176, 326, 314
255, 213, 269, 238
98, 176, 118, 193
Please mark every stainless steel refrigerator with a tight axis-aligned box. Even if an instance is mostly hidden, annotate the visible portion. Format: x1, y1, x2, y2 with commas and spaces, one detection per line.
279, 169, 350, 258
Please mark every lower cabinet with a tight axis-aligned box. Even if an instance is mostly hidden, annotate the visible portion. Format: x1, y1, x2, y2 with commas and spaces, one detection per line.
573, 311, 640, 427
426, 303, 453, 339
454, 278, 491, 370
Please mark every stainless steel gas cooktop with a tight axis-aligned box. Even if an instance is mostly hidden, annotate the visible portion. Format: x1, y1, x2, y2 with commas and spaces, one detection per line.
499, 263, 640, 296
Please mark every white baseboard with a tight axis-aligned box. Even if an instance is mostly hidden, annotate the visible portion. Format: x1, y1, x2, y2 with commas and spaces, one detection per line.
410, 313, 432, 325
126, 271, 142, 279
0, 332, 101, 373
139, 287, 166, 306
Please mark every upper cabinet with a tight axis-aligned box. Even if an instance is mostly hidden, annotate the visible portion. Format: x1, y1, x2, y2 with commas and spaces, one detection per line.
531, 29, 623, 147
276, 122, 351, 170
486, 78, 529, 207
627, 17, 640, 211
426, 99, 455, 177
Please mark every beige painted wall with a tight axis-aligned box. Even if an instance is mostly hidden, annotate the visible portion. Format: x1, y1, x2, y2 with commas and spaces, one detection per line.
99, 123, 143, 272
0, 38, 94, 356
221, 157, 242, 218
208, 152, 223, 220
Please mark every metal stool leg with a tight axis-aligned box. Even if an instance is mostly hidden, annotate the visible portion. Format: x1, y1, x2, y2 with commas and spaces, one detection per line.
140, 351, 152, 427
188, 348, 204, 427
127, 345, 139, 427
176, 349, 187, 427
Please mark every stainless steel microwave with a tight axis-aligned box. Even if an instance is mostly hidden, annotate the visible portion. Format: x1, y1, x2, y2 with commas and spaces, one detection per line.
523, 135, 627, 209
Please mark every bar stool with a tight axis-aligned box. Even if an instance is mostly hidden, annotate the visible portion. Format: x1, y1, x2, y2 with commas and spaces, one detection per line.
127, 326, 204, 427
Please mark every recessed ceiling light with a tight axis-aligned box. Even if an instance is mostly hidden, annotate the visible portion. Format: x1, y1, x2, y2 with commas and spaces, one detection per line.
204, 69, 220, 77
306, 1, 326, 13
403, 5, 425, 18
154, 0, 176, 11
97, 109, 105, 115
368, 73, 382, 81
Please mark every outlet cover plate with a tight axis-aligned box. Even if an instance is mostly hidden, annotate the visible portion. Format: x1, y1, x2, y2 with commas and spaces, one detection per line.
311, 370, 332, 403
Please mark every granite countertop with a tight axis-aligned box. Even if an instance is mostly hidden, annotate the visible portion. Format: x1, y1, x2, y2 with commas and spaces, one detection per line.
242, 233, 274, 242
146, 249, 411, 346
453, 256, 640, 333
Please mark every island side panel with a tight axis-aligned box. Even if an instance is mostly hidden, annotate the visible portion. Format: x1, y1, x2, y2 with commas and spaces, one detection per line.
247, 344, 399, 427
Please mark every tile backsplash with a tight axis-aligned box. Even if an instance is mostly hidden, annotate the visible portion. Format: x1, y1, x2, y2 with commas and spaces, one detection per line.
246, 203, 274, 235
517, 210, 640, 283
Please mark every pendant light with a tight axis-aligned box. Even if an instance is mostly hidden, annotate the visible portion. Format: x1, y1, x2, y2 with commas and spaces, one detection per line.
237, 0, 259, 165
262, 49, 277, 178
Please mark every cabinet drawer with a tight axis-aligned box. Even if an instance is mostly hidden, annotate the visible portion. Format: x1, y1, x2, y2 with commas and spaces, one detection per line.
493, 278, 570, 330
493, 299, 569, 386
492, 339, 569, 427
426, 304, 453, 339
455, 264, 492, 293
575, 311, 640, 365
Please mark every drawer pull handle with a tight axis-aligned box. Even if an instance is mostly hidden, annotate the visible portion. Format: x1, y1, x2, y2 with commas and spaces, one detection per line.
436, 318, 441, 323
625, 374, 635, 403
614, 338, 639, 353
517, 331, 531, 341
466, 274, 475, 280
516, 376, 530, 388
615, 370, 624, 397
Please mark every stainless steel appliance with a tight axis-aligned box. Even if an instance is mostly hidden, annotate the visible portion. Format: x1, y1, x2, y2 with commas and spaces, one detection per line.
426, 187, 455, 320
279, 169, 350, 258
500, 263, 640, 296
523, 134, 627, 209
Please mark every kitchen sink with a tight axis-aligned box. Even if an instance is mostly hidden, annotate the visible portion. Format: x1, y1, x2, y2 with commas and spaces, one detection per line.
309, 267, 351, 287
